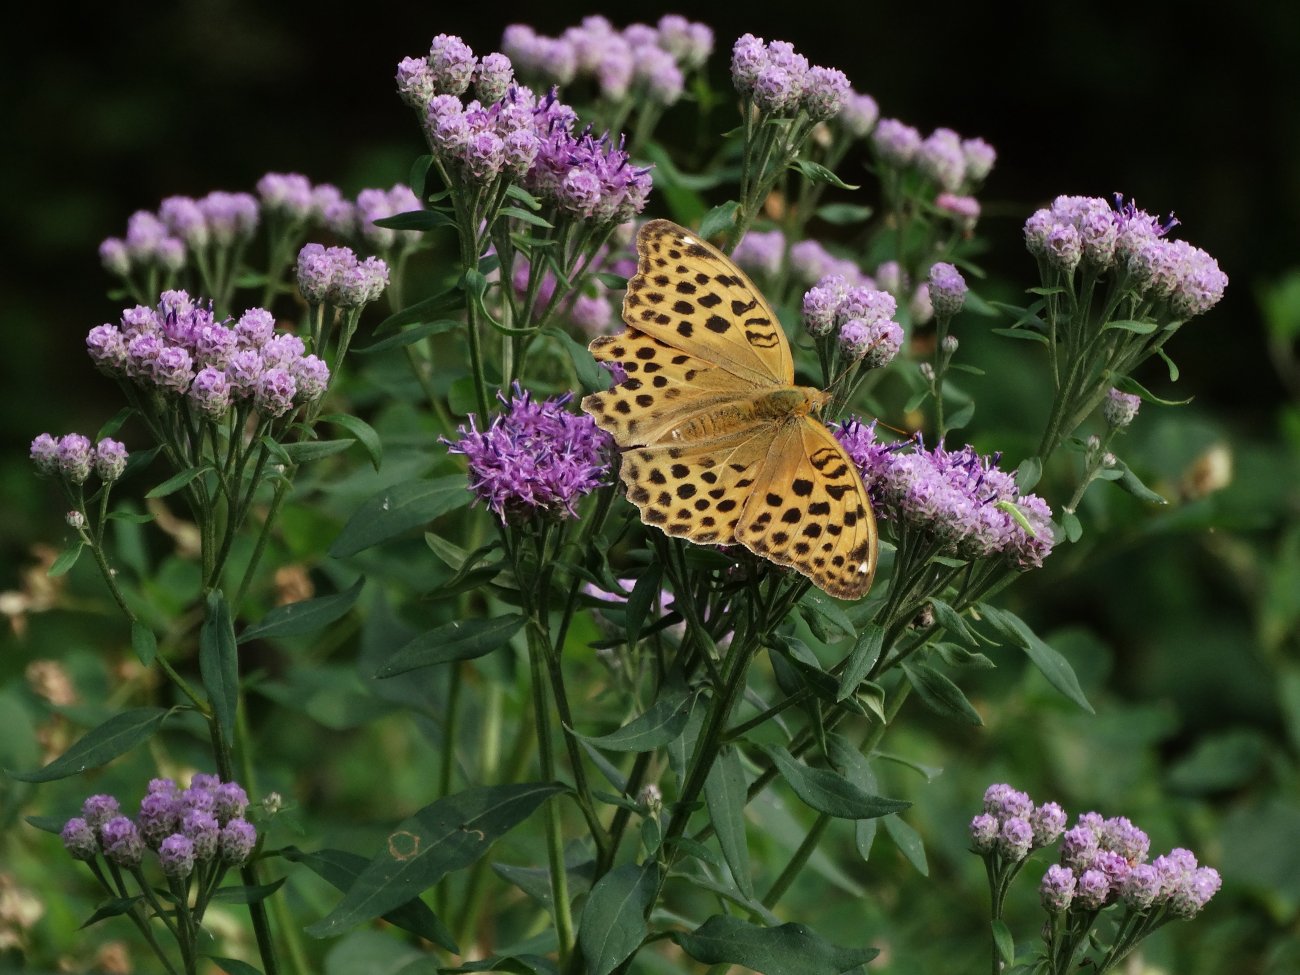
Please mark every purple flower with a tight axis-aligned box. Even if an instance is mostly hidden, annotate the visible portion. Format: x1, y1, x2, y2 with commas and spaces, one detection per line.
99, 237, 130, 276
154, 346, 195, 395
220, 818, 258, 866
635, 45, 684, 106
917, 128, 966, 192
838, 91, 879, 137
871, 119, 922, 167
1169, 866, 1221, 917
1167, 240, 1228, 318
236, 308, 277, 350
802, 277, 847, 337
969, 813, 999, 853
57, 434, 95, 484
1091, 849, 1132, 889
355, 185, 422, 251
160, 196, 210, 248
178, 783, 217, 815
1030, 802, 1068, 847
199, 191, 260, 246
443, 383, 613, 523
1153, 847, 1199, 895
1045, 224, 1083, 274
261, 333, 306, 370
94, 439, 129, 482
1099, 815, 1150, 862
124, 210, 168, 260
296, 243, 335, 303
30, 434, 60, 476
257, 172, 314, 222
225, 350, 263, 398
213, 782, 250, 824
395, 56, 436, 110
936, 193, 981, 232
81, 794, 122, 833
1120, 863, 1163, 910
961, 138, 997, 184
101, 816, 144, 868
656, 15, 712, 70
570, 292, 613, 334
1041, 865, 1077, 913
1060, 824, 1100, 872
801, 66, 851, 121
752, 65, 798, 116
61, 817, 98, 861
730, 33, 767, 96
428, 33, 476, 96
291, 355, 330, 401
475, 52, 515, 104
928, 262, 968, 319
159, 834, 196, 879
138, 791, 180, 847
254, 368, 297, 418
181, 809, 220, 861
503, 129, 540, 175
1075, 867, 1111, 910
983, 784, 1034, 821
997, 817, 1034, 862
189, 367, 232, 418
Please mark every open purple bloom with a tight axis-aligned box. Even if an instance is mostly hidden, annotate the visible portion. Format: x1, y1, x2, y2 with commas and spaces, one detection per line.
444, 383, 613, 523
1041, 865, 1077, 913
428, 33, 476, 96
871, 119, 922, 167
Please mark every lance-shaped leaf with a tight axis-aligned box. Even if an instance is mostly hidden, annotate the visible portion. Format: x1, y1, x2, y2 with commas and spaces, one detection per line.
836, 624, 884, 701
976, 605, 1093, 713
578, 683, 695, 752
760, 745, 908, 820
239, 577, 365, 643
331, 476, 471, 557
704, 745, 753, 898
200, 591, 239, 745
902, 662, 982, 725
578, 861, 658, 975
374, 615, 525, 677
8, 707, 169, 782
305, 782, 563, 938
671, 915, 878, 975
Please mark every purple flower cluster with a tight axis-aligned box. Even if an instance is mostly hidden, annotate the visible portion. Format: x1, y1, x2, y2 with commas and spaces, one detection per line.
30, 434, 128, 485
1024, 195, 1228, 318
731, 34, 850, 120
838, 91, 880, 138
731, 229, 786, 279
85, 290, 330, 418
502, 16, 712, 104
837, 422, 1056, 567
969, 783, 1067, 863
871, 121, 996, 192
60, 775, 258, 878
928, 262, 968, 319
100, 191, 260, 278
789, 238, 874, 289
319, 183, 423, 253
296, 243, 391, 309
800, 278, 902, 367
1041, 808, 1220, 918
444, 383, 613, 522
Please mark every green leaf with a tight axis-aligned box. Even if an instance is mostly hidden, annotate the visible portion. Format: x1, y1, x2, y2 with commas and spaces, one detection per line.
106, 510, 155, 524
836, 624, 884, 701
1104, 318, 1159, 334
625, 563, 662, 649
373, 209, 456, 232
504, 183, 543, 210
321, 414, 383, 471
800, 590, 856, 642
374, 615, 526, 677
1062, 509, 1083, 542
1015, 457, 1042, 492
208, 958, 264, 975
902, 662, 982, 725
791, 159, 860, 190
928, 599, 979, 646
991, 920, 1014, 967
990, 326, 1049, 344
760, 744, 909, 819
8, 707, 168, 782
499, 206, 554, 229
578, 861, 658, 975
977, 605, 1094, 713
409, 154, 433, 199
200, 591, 239, 745
239, 577, 366, 644
280, 846, 457, 951
1114, 458, 1168, 504
814, 203, 873, 225
278, 438, 355, 463
883, 814, 928, 875
131, 621, 157, 666
146, 464, 211, 499
579, 684, 695, 752
373, 286, 465, 336
825, 735, 879, 861
81, 896, 144, 928
705, 746, 753, 899
48, 542, 83, 577
698, 201, 740, 242
1113, 374, 1193, 407
671, 915, 878, 975
354, 319, 462, 355
330, 476, 472, 557
306, 782, 564, 938
544, 326, 606, 393
1156, 347, 1181, 382
208, 877, 286, 904
946, 401, 975, 431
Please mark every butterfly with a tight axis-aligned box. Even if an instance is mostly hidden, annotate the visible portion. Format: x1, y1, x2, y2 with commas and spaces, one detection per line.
581, 219, 878, 600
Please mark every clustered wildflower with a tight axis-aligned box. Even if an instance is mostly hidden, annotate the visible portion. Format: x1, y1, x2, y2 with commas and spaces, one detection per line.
801, 278, 902, 368
836, 422, 1056, 568
444, 383, 613, 523
731, 34, 850, 121
789, 238, 874, 289
927, 262, 968, 319
502, 15, 712, 104
30, 434, 128, 487
319, 183, 424, 256
100, 191, 259, 282
872, 120, 995, 193
296, 244, 391, 310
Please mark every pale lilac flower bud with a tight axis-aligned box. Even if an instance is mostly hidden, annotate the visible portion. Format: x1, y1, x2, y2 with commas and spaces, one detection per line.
801, 66, 850, 121
182, 809, 220, 861
838, 320, 872, 359
731, 33, 767, 96
733, 229, 786, 279
839, 286, 897, 327
157, 238, 186, 273
94, 439, 128, 482
1120, 863, 1162, 910
558, 168, 603, 217
61, 817, 98, 861
154, 346, 195, 395
928, 262, 967, 318
1060, 824, 1100, 871
570, 292, 612, 334
220, 818, 258, 865
1045, 224, 1083, 274
936, 193, 980, 231
428, 33, 476, 96
503, 129, 540, 176
179, 781, 217, 813
871, 119, 922, 167
638, 783, 663, 813
138, 792, 179, 847
839, 91, 878, 137
30, 434, 60, 475
917, 128, 966, 192
257, 172, 314, 222
254, 368, 297, 418
1075, 868, 1111, 910
433, 112, 473, 156
395, 56, 436, 109
99, 238, 131, 276
636, 45, 684, 106
81, 794, 121, 833
426, 93, 462, 124
296, 243, 334, 304
475, 52, 514, 103
802, 279, 845, 337
1168, 242, 1228, 319
1091, 849, 1132, 889
1030, 802, 1067, 847
213, 782, 250, 824
225, 350, 263, 398
1153, 848, 1199, 895
862, 320, 903, 369
292, 355, 330, 401
261, 333, 306, 370
1100, 815, 1150, 862
200, 191, 260, 246
466, 131, 505, 182
189, 367, 232, 418
1040, 865, 1077, 913
159, 834, 196, 879
124, 211, 168, 260
57, 434, 94, 484
909, 284, 934, 326
101, 816, 144, 868
969, 813, 999, 853
657, 15, 712, 69
1169, 866, 1220, 917
160, 196, 210, 248
66, 510, 86, 529
941, 335, 959, 355
961, 138, 996, 183
86, 324, 128, 375
236, 308, 277, 350
753, 65, 797, 115
998, 817, 1034, 861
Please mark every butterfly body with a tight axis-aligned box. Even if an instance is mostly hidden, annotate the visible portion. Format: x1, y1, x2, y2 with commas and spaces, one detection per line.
582, 220, 878, 599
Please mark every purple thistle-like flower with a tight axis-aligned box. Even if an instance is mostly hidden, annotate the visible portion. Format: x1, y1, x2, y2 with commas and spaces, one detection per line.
153, 346, 195, 395
802, 276, 847, 337
257, 172, 314, 222
969, 813, 1000, 853
395, 56, 436, 110
292, 355, 330, 401
199, 191, 260, 246
444, 383, 613, 523
790, 239, 864, 286
503, 129, 541, 176
158, 235, 187, 273
99, 237, 130, 276
1075, 868, 1111, 910
225, 350, 263, 398
138, 791, 180, 847
918, 128, 967, 192
1169, 866, 1221, 917
1061, 824, 1100, 872
476, 52, 515, 104
998, 817, 1035, 862
731, 33, 767, 96
1103, 388, 1141, 428
1030, 802, 1068, 847
255, 368, 297, 418
1041, 865, 1077, 914
101, 816, 145, 868
837, 320, 872, 360
936, 192, 981, 232
82, 794, 122, 833
148, 777, 179, 797
801, 66, 851, 121
1091, 849, 1133, 890
558, 168, 603, 217
192, 323, 236, 370
182, 809, 220, 861
752, 65, 798, 116
1168, 240, 1228, 318
428, 34, 476, 96
178, 783, 217, 815
984, 784, 1034, 821
125, 332, 163, 381
871, 119, 922, 167
570, 291, 613, 334
839, 91, 879, 137
30, 434, 60, 475
57, 434, 95, 484
961, 138, 996, 184
190, 367, 233, 418
94, 439, 129, 482
159, 834, 196, 879
61, 817, 99, 861
220, 818, 258, 865
732, 229, 785, 279
296, 243, 335, 303
1121, 863, 1163, 910
634, 44, 685, 106
213, 782, 250, 825
160, 196, 210, 248
853, 320, 903, 369
1153, 847, 1199, 895
656, 14, 713, 70
124, 210, 168, 260
838, 286, 897, 327
1099, 815, 1150, 862
261, 333, 307, 371
1045, 224, 1083, 274
190, 773, 222, 793
236, 308, 277, 350
928, 262, 968, 319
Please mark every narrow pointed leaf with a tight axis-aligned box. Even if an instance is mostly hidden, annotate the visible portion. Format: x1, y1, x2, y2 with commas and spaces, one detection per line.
48, 542, 83, 577
279, 438, 355, 463
81, 896, 144, 928
330, 476, 471, 557
375, 615, 525, 677
698, 201, 740, 241
373, 286, 465, 336
354, 319, 461, 355
208, 957, 264, 975
8, 707, 169, 782
825, 734, 879, 860
760, 745, 909, 819
131, 621, 157, 666
578, 861, 658, 975
373, 209, 456, 231
209, 878, 286, 903
544, 326, 606, 393
928, 599, 979, 646
579, 684, 694, 752
625, 563, 662, 649
902, 662, 982, 725
671, 915, 878, 975
991, 920, 1014, 967
306, 782, 564, 938
239, 578, 365, 643
791, 159, 860, 190
1114, 459, 1168, 504
977, 605, 1093, 713
836, 624, 884, 701
704, 746, 752, 898
814, 203, 873, 225
146, 464, 211, 499
200, 591, 239, 743
883, 814, 928, 875
321, 414, 383, 470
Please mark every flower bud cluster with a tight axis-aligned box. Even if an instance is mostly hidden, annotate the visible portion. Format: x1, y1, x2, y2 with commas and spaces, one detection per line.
30, 434, 128, 486
801, 278, 902, 368
871, 121, 995, 193
100, 191, 260, 279
319, 183, 423, 254
60, 775, 259, 880
731, 34, 850, 121
837, 424, 1056, 567
968, 784, 1067, 864
296, 244, 391, 309
85, 290, 330, 420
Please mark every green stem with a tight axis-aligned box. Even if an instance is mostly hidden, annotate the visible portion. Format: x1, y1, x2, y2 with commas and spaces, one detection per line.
762, 812, 830, 908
